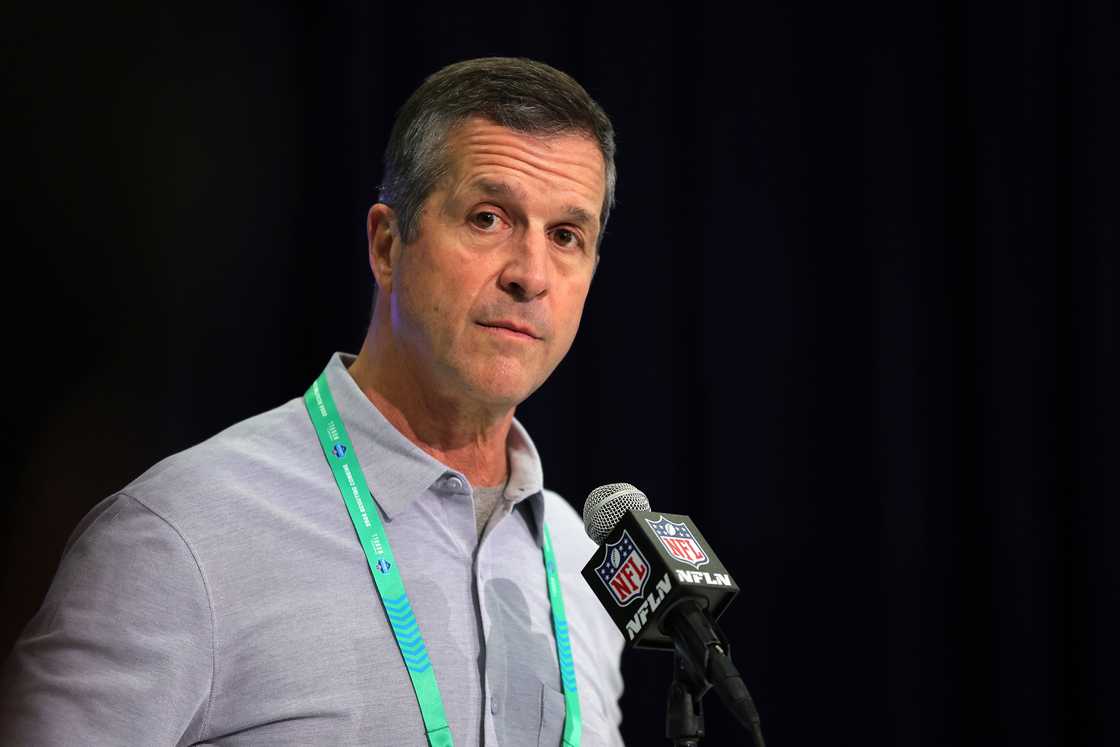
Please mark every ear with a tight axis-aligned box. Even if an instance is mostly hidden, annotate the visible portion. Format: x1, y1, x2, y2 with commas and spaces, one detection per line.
367, 203, 399, 295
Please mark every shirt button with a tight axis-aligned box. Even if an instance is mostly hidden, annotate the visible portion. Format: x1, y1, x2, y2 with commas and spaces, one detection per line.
447, 476, 464, 491
490, 697, 500, 715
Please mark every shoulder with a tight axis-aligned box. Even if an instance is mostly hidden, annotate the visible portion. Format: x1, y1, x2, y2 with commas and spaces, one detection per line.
52, 394, 324, 618
132, 396, 312, 482
97, 396, 325, 550
124, 397, 315, 506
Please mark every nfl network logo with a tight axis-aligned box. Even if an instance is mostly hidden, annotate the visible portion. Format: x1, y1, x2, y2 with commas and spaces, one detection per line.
647, 516, 709, 570
595, 530, 650, 606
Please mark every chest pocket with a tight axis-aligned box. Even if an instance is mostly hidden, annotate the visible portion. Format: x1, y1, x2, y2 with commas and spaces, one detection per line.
537, 684, 615, 747
538, 683, 566, 746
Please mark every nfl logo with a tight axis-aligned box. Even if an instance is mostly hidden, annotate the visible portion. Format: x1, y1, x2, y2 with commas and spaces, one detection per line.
647, 516, 710, 569
595, 530, 650, 606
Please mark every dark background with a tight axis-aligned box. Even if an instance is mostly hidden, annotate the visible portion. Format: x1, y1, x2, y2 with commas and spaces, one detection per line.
3, 2, 1116, 745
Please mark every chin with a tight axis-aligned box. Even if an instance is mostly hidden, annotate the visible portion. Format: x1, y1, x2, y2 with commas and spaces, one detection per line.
448, 353, 551, 409
473, 381, 535, 409
466, 368, 540, 408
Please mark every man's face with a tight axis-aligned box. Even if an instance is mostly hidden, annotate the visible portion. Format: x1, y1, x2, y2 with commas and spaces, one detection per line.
383, 117, 605, 411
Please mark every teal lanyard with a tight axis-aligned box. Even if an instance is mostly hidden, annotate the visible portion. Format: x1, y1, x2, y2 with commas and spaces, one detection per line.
304, 372, 581, 747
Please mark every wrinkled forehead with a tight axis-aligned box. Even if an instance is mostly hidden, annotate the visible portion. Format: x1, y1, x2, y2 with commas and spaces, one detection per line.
439, 117, 606, 219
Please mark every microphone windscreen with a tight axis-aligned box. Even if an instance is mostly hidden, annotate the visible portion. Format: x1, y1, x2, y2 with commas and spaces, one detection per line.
583, 483, 651, 544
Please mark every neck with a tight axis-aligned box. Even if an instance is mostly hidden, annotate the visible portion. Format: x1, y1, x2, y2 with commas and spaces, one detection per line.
346, 329, 513, 489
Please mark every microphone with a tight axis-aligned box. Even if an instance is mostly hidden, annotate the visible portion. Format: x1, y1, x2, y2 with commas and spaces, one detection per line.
580, 483, 764, 746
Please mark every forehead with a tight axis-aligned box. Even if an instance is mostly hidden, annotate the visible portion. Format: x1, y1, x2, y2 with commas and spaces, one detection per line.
440, 118, 606, 221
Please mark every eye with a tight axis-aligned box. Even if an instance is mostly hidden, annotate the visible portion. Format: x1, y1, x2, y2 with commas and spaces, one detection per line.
470, 210, 504, 231
551, 227, 584, 250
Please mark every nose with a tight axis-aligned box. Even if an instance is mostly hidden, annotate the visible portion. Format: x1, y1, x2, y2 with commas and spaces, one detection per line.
498, 229, 549, 301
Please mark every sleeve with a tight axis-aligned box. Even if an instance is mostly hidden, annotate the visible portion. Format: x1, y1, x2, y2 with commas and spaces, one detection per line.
1, 493, 214, 746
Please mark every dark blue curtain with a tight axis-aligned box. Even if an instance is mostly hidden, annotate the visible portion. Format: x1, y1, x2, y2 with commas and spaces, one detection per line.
3, 2, 1115, 744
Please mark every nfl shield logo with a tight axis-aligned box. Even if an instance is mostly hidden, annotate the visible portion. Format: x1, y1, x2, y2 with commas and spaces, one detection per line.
594, 530, 650, 606
647, 516, 710, 569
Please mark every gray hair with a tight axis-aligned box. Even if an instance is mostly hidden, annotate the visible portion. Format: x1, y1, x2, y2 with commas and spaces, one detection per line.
378, 57, 617, 249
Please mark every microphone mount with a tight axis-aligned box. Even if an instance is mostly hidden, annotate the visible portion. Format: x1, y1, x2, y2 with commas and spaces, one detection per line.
663, 599, 764, 747
580, 483, 765, 746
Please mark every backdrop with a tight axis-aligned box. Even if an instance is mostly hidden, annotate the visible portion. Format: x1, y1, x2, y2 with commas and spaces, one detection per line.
3, 2, 1116, 745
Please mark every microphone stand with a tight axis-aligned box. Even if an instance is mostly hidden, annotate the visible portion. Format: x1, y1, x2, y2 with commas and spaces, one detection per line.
663, 599, 766, 747
666, 649, 709, 746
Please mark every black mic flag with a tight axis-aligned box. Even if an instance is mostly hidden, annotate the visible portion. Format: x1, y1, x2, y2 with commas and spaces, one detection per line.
581, 509, 740, 649
581, 486, 765, 745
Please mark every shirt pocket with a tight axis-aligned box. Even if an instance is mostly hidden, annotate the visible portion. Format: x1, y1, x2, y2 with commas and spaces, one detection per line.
538, 684, 619, 747
538, 683, 567, 746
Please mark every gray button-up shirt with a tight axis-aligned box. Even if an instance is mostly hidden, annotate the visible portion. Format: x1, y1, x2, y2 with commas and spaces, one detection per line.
1, 353, 625, 745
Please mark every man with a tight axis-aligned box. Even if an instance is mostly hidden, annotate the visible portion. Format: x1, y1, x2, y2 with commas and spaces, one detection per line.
1, 57, 624, 745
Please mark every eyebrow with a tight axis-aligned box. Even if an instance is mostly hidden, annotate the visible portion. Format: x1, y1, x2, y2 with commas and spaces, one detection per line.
473, 178, 527, 201
468, 178, 599, 231
560, 204, 598, 231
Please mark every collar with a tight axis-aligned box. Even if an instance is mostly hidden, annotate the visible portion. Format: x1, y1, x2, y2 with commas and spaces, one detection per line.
322, 352, 546, 541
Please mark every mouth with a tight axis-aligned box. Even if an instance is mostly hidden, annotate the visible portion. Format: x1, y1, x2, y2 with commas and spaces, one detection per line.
477, 320, 541, 340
